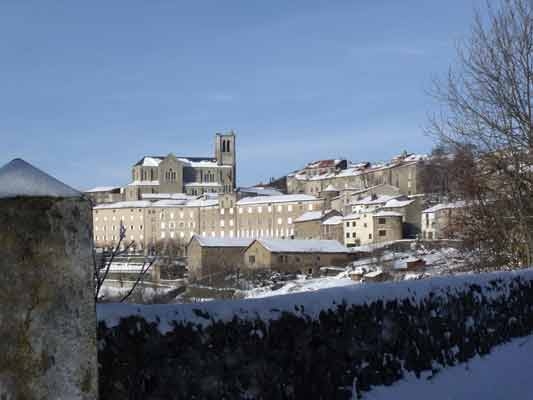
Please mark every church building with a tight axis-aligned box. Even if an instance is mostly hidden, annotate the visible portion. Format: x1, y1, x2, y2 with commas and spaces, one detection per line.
124, 132, 236, 201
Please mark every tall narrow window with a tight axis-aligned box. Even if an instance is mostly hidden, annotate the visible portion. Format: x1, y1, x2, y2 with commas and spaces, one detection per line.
222, 140, 226, 152
227, 140, 231, 152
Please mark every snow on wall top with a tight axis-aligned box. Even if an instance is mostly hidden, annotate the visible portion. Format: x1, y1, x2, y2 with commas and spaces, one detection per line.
97, 268, 533, 333
255, 238, 349, 253
0, 158, 81, 199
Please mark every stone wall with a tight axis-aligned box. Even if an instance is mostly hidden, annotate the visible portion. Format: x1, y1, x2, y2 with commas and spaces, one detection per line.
0, 197, 98, 399
97, 270, 533, 399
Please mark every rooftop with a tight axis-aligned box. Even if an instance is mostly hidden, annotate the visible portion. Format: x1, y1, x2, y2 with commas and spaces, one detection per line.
253, 238, 349, 253
191, 235, 253, 248
237, 194, 318, 206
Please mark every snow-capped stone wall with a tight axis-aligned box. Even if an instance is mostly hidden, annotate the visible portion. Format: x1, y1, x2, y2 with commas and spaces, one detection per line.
0, 159, 97, 399
97, 269, 533, 399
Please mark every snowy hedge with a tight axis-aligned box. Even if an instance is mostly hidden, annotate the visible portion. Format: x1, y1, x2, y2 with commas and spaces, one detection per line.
97, 269, 533, 399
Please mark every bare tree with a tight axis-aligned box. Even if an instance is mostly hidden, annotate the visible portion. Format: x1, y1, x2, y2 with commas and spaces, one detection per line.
93, 221, 157, 302
429, 0, 533, 267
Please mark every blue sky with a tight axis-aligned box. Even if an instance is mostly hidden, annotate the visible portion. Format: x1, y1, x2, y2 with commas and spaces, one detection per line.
0, 0, 484, 189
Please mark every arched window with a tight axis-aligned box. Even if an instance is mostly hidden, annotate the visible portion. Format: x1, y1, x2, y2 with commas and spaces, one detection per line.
226, 140, 231, 153
222, 140, 226, 153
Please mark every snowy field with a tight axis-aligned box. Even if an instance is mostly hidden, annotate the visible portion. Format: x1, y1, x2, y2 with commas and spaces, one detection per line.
363, 334, 533, 399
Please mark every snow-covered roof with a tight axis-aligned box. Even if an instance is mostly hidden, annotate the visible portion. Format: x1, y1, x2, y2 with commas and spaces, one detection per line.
237, 194, 318, 206
294, 211, 326, 223
322, 215, 343, 225
237, 186, 283, 196
127, 180, 160, 187
134, 155, 229, 169
364, 270, 384, 278
351, 194, 398, 206
323, 184, 340, 192
141, 193, 194, 200
184, 182, 222, 187
343, 213, 362, 220
183, 198, 219, 208
253, 239, 349, 253
191, 235, 252, 248
373, 211, 403, 218
85, 186, 122, 193
0, 158, 81, 199
383, 198, 414, 208
94, 200, 152, 210
151, 199, 189, 207
423, 201, 466, 214
138, 157, 163, 167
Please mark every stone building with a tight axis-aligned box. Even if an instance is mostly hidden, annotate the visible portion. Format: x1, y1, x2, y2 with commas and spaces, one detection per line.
85, 186, 124, 204
293, 210, 341, 240
421, 201, 465, 239
343, 210, 403, 247
320, 215, 344, 243
124, 132, 236, 201
92, 193, 325, 251
186, 235, 252, 280
287, 153, 426, 197
243, 238, 351, 275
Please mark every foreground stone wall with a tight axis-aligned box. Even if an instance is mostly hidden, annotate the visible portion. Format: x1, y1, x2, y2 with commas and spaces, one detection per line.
98, 272, 533, 399
0, 197, 98, 399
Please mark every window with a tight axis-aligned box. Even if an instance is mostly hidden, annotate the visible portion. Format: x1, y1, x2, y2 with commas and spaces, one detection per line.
379, 230, 386, 237
288, 217, 293, 224
288, 205, 293, 212
346, 222, 350, 227
352, 221, 356, 227
258, 206, 262, 213
378, 218, 386, 225
220, 220, 225, 227
346, 233, 350, 238
368, 233, 372, 239
277, 218, 283, 225
352, 232, 356, 238
220, 208, 225, 215
248, 255, 256, 264
308, 204, 313, 211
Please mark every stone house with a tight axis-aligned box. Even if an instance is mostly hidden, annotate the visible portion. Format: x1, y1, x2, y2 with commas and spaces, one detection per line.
343, 211, 403, 247
421, 201, 466, 239
294, 210, 342, 240
320, 215, 344, 243
287, 153, 426, 197
243, 239, 351, 275
186, 235, 252, 280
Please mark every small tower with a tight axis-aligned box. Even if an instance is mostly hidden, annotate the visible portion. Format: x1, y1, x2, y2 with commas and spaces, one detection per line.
215, 131, 237, 190
215, 131, 236, 166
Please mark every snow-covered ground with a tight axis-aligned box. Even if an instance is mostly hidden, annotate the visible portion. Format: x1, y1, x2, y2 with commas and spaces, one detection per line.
363, 334, 533, 399
245, 275, 358, 298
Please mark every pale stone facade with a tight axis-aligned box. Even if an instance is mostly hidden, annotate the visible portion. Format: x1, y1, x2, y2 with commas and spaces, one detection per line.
125, 132, 236, 201
243, 239, 351, 274
343, 211, 403, 247
287, 154, 426, 197
186, 236, 252, 279
421, 201, 465, 240
92, 193, 325, 250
